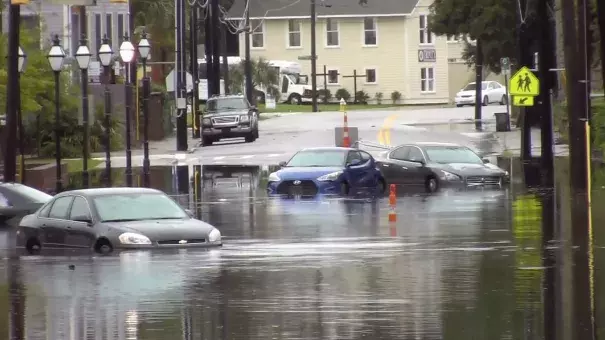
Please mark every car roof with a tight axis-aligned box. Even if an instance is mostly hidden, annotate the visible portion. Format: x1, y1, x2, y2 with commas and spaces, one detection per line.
299, 147, 356, 152
57, 187, 163, 197
403, 142, 463, 148
208, 94, 246, 100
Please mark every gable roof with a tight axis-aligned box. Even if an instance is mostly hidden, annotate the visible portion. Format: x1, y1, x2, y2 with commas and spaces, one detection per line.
226, 0, 419, 20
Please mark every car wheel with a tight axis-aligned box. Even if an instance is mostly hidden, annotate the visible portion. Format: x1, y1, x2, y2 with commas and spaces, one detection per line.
245, 134, 256, 143
340, 181, 350, 196
253, 128, 259, 139
288, 94, 302, 105
25, 237, 41, 255
202, 137, 213, 146
377, 178, 387, 194
482, 95, 489, 106
94, 238, 113, 255
500, 95, 507, 105
425, 177, 439, 193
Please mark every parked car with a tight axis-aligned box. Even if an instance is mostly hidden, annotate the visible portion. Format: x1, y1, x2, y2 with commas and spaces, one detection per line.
267, 147, 387, 196
0, 182, 53, 224
375, 142, 509, 192
455, 81, 508, 107
16, 187, 222, 254
201, 94, 259, 146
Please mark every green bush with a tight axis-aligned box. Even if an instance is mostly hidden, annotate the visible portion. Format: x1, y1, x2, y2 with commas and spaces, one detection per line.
355, 90, 370, 104
554, 99, 605, 149
335, 88, 351, 102
318, 88, 332, 103
375, 92, 384, 104
391, 91, 402, 104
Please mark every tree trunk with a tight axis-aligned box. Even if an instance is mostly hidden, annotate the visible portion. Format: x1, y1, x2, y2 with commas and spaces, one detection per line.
597, 0, 605, 90
474, 39, 483, 131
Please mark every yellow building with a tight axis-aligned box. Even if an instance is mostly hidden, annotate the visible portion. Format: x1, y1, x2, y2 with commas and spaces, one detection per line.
227, 0, 488, 104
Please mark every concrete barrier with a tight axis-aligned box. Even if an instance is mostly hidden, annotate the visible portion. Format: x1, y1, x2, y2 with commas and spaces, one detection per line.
334, 127, 359, 147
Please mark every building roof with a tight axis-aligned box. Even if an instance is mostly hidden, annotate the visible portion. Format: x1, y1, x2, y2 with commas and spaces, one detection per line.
227, 0, 419, 20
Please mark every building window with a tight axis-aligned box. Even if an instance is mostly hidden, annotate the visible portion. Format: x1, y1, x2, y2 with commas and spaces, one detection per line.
327, 69, 339, 84
117, 14, 124, 47
365, 68, 377, 84
105, 13, 113, 47
363, 18, 377, 46
250, 20, 264, 48
326, 18, 339, 47
421, 67, 435, 92
94, 14, 102, 55
287, 19, 301, 48
419, 15, 432, 44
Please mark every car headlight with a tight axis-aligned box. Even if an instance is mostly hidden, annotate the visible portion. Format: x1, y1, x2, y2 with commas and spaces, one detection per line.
202, 118, 211, 126
208, 228, 221, 243
240, 115, 250, 122
440, 170, 462, 181
504, 171, 509, 177
268, 172, 280, 182
118, 232, 152, 245
317, 171, 343, 181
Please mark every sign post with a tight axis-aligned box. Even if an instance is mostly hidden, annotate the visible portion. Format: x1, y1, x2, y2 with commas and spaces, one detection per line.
509, 65, 540, 107
500, 57, 511, 116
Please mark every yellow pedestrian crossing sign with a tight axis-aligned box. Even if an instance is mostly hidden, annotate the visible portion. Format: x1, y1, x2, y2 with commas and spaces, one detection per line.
509, 66, 540, 96
513, 96, 534, 106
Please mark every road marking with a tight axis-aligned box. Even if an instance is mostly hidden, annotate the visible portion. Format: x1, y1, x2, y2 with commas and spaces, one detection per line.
213, 156, 226, 160
240, 155, 254, 159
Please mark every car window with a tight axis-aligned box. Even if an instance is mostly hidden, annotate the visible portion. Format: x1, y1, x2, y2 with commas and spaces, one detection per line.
48, 196, 74, 220
69, 196, 92, 220
346, 151, 362, 164
390, 146, 409, 161
93, 193, 188, 222
38, 202, 52, 217
286, 150, 347, 167
492, 83, 501, 89
407, 147, 425, 162
359, 151, 372, 163
6, 184, 52, 203
206, 97, 249, 112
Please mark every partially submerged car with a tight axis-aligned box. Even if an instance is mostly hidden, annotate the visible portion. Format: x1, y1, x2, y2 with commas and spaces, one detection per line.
201, 94, 259, 146
0, 182, 53, 225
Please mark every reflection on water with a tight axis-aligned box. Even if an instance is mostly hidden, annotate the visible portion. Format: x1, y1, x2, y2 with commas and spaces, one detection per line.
0, 157, 602, 339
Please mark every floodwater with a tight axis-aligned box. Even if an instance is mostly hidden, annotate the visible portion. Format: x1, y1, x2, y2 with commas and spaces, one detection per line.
0, 157, 604, 339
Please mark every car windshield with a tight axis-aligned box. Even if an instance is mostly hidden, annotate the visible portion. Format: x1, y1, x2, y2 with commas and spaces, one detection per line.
206, 98, 249, 112
93, 193, 188, 222
286, 150, 347, 167
463, 83, 488, 91
425, 147, 483, 164
4, 184, 52, 203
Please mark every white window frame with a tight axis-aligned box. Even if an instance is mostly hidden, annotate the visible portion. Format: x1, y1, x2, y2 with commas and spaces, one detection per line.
364, 67, 377, 84
419, 14, 433, 45
447, 34, 460, 43
362, 17, 378, 47
420, 67, 435, 93
326, 68, 340, 86
325, 18, 340, 48
286, 19, 302, 48
250, 20, 265, 49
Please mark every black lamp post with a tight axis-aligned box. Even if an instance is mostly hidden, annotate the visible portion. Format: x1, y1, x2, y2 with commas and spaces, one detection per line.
137, 32, 151, 187
119, 34, 135, 187
47, 35, 66, 193
98, 35, 113, 187
75, 37, 92, 188
17, 46, 26, 184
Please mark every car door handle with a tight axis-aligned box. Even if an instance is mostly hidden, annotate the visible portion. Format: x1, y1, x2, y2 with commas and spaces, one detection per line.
382, 164, 390, 167
401, 166, 408, 170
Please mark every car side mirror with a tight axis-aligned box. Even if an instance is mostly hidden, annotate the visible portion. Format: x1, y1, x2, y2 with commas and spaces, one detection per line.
278, 161, 287, 167
347, 159, 362, 167
184, 209, 194, 217
72, 215, 92, 225
482, 158, 490, 164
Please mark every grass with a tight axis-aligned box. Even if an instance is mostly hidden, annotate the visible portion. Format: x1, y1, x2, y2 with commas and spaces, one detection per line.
24, 158, 103, 174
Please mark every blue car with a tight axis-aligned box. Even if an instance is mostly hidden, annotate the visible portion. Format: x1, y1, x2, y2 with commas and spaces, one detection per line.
267, 147, 387, 196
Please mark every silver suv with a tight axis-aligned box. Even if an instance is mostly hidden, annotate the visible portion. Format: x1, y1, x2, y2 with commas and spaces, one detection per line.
200, 95, 259, 146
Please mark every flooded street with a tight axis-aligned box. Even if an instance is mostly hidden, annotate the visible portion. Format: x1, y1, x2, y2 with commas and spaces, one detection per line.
0, 159, 603, 339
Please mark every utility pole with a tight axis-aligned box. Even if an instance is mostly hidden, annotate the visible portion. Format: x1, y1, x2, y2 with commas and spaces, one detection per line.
537, 0, 555, 187
79, 6, 90, 188
205, 6, 215, 97
222, 23, 230, 94
175, 0, 188, 151
244, 0, 253, 104
3, 3, 20, 183
598, 0, 605, 90
211, 0, 221, 95
191, 4, 200, 138
310, 0, 318, 112
473, 39, 483, 131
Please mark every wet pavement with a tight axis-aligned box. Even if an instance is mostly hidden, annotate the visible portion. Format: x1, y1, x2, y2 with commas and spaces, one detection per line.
0, 157, 604, 339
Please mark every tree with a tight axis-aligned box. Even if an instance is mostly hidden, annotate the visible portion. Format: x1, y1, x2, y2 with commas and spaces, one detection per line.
428, 0, 519, 73
228, 58, 280, 100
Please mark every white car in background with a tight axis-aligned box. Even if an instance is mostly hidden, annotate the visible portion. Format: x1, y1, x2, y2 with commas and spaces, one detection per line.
455, 81, 508, 107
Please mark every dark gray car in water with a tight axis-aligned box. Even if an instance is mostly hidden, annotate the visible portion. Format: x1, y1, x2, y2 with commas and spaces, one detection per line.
16, 187, 222, 254
201, 94, 259, 146
0, 182, 53, 224
376, 142, 509, 192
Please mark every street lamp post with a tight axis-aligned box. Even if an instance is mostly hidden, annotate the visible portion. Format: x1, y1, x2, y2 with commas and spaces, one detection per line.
75, 37, 92, 188
98, 35, 113, 187
119, 34, 135, 187
17, 47, 26, 184
47, 35, 66, 194
137, 32, 151, 187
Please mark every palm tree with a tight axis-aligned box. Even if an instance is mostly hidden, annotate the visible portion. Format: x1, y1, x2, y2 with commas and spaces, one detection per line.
228, 57, 280, 103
